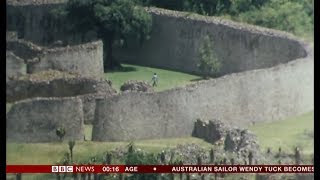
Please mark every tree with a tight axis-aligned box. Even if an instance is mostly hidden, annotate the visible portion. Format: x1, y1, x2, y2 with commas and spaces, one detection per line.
56, 127, 66, 142
52, 0, 152, 69
197, 35, 221, 79
68, 140, 76, 163
237, 0, 313, 36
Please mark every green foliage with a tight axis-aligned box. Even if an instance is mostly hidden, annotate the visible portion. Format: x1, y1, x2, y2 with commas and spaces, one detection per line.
142, 0, 268, 16
55, 127, 66, 142
68, 141, 75, 152
197, 35, 221, 78
236, 0, 313, 36
140, 0, 313, 37
124, 142, 160, 179
68, 140, 76, 163
53, 0, 152, 68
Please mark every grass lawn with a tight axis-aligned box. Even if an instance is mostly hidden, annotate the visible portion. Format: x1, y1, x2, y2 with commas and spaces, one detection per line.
6, 112, 313, 179
6, 137, 212, 165
7, 112, 313, 165
105, 64, 201, 91
248, 111, 314, 155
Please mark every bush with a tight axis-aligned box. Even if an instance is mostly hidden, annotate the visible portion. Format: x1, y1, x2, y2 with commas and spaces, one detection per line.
236, 0, 313, 36
197, 35, 221, 79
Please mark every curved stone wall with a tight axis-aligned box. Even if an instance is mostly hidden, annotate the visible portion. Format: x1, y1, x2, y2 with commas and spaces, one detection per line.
6, 1, 313, 142
115, 8, 307, 76
6, 51, 26, 82
6, 74, 115, 103
7, 97, 84, 143
92, 49, 313, 141
6, 40, 104, 79
28, 40, 104, 79
7, 3, 307, 77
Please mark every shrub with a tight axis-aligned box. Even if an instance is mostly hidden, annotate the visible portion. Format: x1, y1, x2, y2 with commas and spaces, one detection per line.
56, 127, 66, 142
197, 35, 221, 79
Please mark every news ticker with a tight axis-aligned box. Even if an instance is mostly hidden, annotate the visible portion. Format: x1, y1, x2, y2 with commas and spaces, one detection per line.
6, 165, 313, 174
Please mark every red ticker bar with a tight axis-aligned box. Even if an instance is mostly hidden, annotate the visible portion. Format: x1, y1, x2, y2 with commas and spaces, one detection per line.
6, 165, 314, 174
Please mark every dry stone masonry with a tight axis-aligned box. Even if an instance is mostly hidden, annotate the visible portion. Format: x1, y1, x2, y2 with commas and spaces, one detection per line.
6, 70, 115, 102
7, 97, 84, 143
120, 80, 154, 93
115, 7, 307, 76
27, 40, 104, 79
7, 39, 104, 79
192, 119, 227, 144
92, 55, 313, 141
6, 0, 313, 142
6, 51, 26, 82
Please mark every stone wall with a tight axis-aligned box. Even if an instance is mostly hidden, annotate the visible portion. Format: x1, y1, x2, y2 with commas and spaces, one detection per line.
6, 51, 26, 82
7, 39, 43, 61
6, 97, 84, 143
7, 40, 104, 79
6, 73, 115, 103
6, 31, 18, 40
92, 51, 313, 141
6, 0, 91, 46
7, 3, 308, 77
114, 8, 307, 76
28, 40, 104, 79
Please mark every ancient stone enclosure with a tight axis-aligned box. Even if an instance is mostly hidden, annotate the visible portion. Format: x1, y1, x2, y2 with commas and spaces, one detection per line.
6, 0, 313, 143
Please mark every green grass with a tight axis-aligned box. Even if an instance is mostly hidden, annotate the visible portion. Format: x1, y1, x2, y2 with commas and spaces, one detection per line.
7, 112, 314, 165
106, 64, 201, 91
6, 112, 313, 179
248, 111, 314, 155
6, 137, 212, 165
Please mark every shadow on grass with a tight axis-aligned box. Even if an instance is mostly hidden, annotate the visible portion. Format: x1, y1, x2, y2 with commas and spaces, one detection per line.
105, 65, 138, 73
190, 77, 205, 82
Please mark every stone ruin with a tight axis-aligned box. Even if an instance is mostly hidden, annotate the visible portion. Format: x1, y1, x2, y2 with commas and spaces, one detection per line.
6, 70, 116, 103
192, 119, 227, 144
6, 38, 104, 79
7, 97, 84, 143
120, 80, 154, 93
6, 51, 26, 82
6, 1, 313, 143
6, 30, 115, 141
192, 119, 260, 158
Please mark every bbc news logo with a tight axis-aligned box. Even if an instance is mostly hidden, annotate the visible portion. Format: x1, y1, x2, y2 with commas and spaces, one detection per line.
52, 166, 73, 172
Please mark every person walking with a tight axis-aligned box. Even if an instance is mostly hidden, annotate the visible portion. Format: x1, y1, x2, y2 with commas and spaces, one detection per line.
152, 73, 158, 87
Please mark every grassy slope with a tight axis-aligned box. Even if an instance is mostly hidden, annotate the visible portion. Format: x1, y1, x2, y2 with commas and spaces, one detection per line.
105, 64, 201, 91
248, 111, 314, 155
6, 138, 212, 165
7, 112, 313, 165
6, 111, 313, 179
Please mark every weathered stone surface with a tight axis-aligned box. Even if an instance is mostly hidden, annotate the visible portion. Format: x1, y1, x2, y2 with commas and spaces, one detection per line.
6, 31, 17, 40
120, 80, 154, 93
28, 40, 104, 79
92, 55, 313, 141
6, 51, 26, 82
224, 129, 259, 154
7, 39, 43, 61
6, 39, 104, 79
192, 119, 227, 144
6, 70, 116, 102
6, 2, 89, 45
115, 7, 307, 76
6, 2, 313, 143
6, 97, 84, 143
7, 0, 67, 6
80, 93, 117, 124
7, 2, 308, 76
